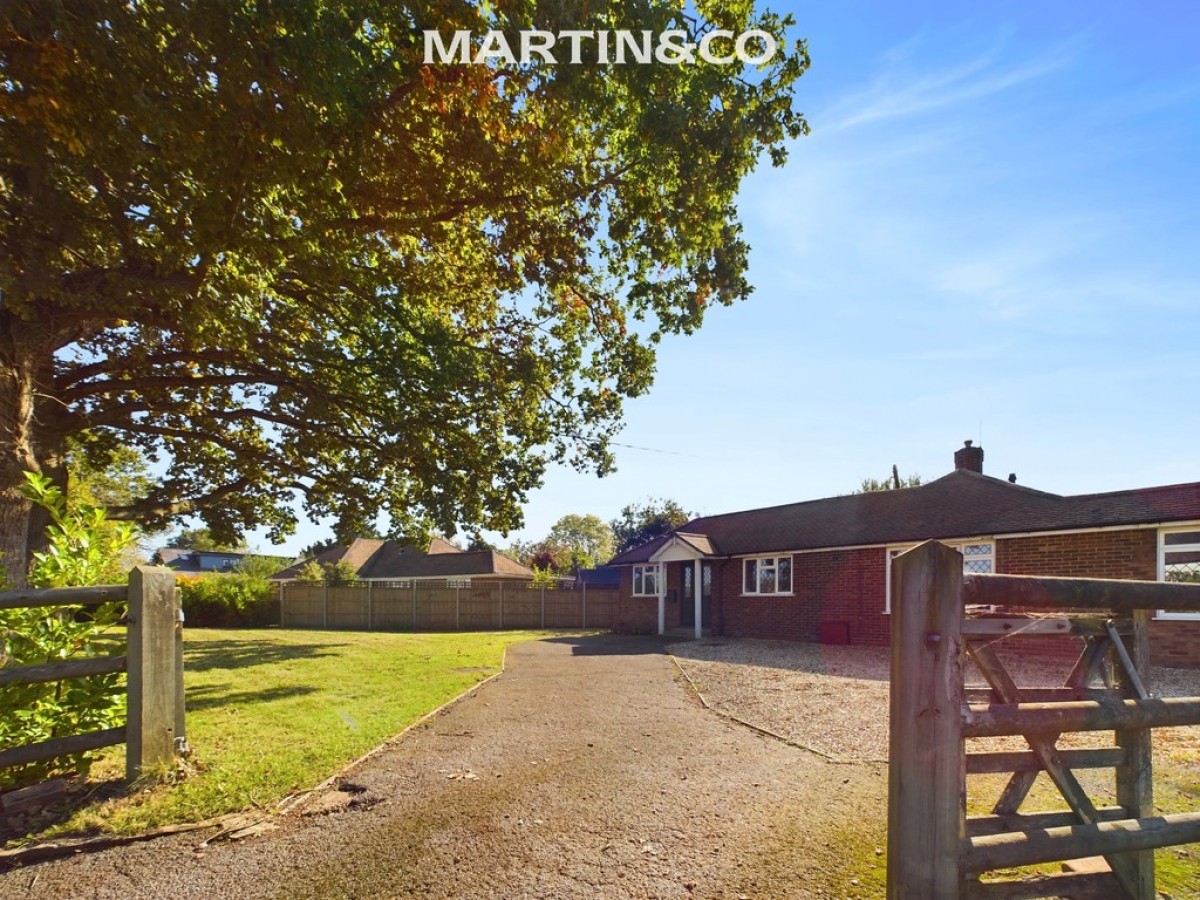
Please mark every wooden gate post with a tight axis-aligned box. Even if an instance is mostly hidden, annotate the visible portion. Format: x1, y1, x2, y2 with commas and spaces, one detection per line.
1115, 609, 1155, 899
126, 566, 181, 783
887, 541, 966, 900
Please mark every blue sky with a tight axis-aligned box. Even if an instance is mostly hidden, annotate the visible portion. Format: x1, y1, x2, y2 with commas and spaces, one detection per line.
255, 0, 1200, 556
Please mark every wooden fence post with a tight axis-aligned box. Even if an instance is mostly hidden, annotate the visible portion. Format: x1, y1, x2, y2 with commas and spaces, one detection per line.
887, 541, 966, 900
367, 580, 374, 631
456, 585, 461, 631
541, 585, 545, 628
174, 586, 186, 755
126, 566, 180, 783
323, 581, 328, 629
499, 581, 504, 629
411, 581, 417, 631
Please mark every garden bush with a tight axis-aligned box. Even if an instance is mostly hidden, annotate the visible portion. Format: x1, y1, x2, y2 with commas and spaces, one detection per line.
0, 473, 133, 789
177, 570, 277, 628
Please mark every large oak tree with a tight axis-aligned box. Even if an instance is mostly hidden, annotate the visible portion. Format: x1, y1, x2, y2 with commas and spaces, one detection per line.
0, 1, 807, 584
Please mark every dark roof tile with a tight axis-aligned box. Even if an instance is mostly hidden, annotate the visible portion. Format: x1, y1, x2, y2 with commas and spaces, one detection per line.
609, 471, 1200, 564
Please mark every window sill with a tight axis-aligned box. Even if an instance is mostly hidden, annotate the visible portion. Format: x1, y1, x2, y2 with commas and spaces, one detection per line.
740, 592, 795, 598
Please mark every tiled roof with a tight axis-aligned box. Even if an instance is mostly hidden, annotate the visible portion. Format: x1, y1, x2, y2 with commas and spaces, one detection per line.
270, 537, 533, 580
608, 470, 1200, 565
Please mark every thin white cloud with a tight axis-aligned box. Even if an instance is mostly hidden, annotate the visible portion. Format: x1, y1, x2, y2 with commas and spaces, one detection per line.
820, 36, 1078, 134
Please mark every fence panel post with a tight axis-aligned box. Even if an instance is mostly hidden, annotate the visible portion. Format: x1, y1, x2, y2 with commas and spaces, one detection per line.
367, 580, 373, 631
323, 581, 328, 629
456, 585, 461, 631
126, 566, 180, 783
412, 581, 417, 631
541, 585, 545, 628
887, 541, 965, 900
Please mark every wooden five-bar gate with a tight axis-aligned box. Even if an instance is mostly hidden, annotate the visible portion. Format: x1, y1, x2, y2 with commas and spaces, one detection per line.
0, 567, 185, 792
888, 541, 1200, 899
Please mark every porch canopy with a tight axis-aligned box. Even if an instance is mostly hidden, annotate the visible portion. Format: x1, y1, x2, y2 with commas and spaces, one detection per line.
649, 533, 714, 639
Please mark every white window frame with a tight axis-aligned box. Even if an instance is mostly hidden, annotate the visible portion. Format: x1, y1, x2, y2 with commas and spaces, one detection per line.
632, 564, 661, 597
884, 540, 995, 613
742, 555, 793, 596
1156, 525, 1200, 621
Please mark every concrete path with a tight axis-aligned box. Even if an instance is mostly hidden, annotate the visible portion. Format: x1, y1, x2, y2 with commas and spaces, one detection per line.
0, 635, 884, 899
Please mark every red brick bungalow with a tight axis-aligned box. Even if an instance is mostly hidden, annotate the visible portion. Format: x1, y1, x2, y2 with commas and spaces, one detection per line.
608, 442, 1200, 666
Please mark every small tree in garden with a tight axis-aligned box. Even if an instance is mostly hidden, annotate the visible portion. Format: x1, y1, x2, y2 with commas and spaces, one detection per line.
0, 473, 135, 788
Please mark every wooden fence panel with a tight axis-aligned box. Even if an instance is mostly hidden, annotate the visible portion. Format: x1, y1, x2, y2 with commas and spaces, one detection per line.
371, 586, 414, 630
281, 584, 325, 629
326, 585, 369, 630
277, 580, 619, 633
459, 585, 499, 629
580, 588, 618, 628
416, 586, 456, 630
500, 587, 540, 628
545, 592, 584, 628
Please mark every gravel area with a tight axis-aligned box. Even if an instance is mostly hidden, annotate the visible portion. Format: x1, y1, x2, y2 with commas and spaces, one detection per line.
667, 638, 1200, 763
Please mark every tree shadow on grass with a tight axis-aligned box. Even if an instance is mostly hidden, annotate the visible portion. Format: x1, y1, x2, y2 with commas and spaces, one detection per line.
184, 638, 349, 672
184, 683, 320, 712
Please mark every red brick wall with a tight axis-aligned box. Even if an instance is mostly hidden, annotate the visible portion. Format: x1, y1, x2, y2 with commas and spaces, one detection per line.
613, 566, 657, 633
1151, 620, 1200, 668
995, 530, 1156, 580
716, 549, 890, 646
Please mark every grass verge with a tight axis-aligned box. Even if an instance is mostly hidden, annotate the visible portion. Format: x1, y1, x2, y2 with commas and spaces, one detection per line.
966, 753, 1200, 894
30, 628, 558, 840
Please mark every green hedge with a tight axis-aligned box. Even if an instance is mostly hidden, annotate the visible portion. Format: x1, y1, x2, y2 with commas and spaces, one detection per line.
177, 574, 278, 627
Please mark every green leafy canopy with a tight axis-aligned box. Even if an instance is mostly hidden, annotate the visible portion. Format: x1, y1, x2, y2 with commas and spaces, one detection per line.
0, 2, 808, 553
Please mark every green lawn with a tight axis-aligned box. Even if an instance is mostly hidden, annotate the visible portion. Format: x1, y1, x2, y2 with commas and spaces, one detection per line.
967, 754, 1200, 895
47, 628, 558, 838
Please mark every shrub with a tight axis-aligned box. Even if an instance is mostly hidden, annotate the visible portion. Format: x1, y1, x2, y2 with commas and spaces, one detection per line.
0, 472, 135, 789
177, 572, 277, 628
293, 558, 358, 585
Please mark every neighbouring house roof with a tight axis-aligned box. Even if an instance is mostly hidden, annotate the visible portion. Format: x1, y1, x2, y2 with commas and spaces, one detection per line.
154, 548, 253, 574
608, 469, 1200, 566
574, 565, 621, 588
270, 537, 534, 581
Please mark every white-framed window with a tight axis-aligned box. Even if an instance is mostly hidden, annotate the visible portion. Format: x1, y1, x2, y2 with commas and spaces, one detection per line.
884, 540, 995, 613
632, 564, 661, 597
742, 555, 793, 595
1157, 526, 1200, 621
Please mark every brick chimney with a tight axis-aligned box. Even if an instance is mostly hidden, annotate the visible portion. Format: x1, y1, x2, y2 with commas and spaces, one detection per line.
954, 440, 984, 473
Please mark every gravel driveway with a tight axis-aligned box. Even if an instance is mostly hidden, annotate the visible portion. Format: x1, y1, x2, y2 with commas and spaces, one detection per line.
0, 635, 887, 900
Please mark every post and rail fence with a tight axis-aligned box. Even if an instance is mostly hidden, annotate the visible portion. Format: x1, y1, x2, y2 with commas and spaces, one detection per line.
0, 566, 185, 794
279, 579, 620, 632
888, 540, 1200, 899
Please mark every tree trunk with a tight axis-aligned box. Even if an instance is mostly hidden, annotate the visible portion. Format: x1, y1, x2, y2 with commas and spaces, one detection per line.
0, 319, 65, 588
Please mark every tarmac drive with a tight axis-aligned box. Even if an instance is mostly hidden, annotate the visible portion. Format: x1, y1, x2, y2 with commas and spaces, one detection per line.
0, 635, 885, 899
